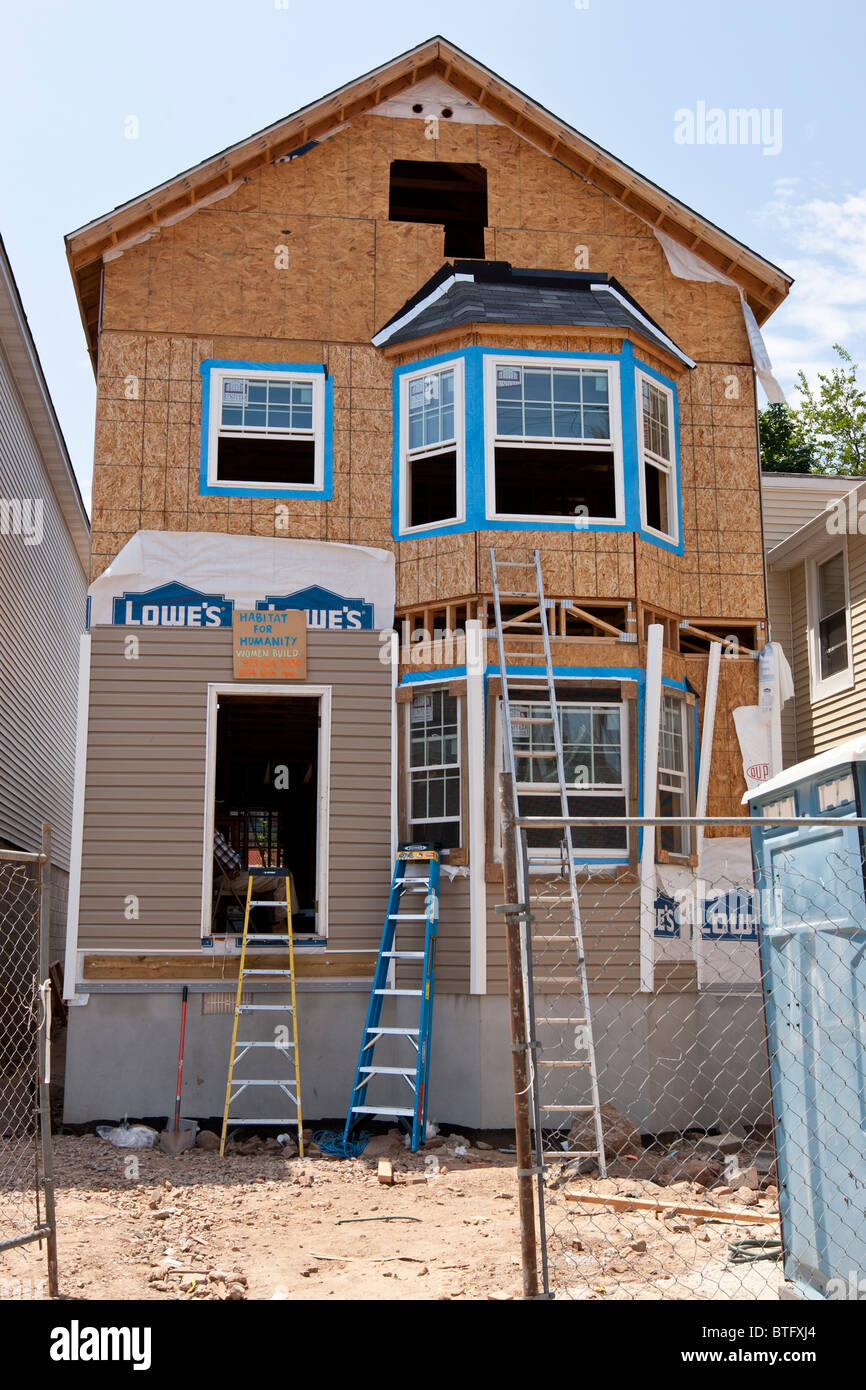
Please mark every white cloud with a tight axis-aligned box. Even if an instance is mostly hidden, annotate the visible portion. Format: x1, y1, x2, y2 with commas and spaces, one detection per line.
754, 182, 866, 401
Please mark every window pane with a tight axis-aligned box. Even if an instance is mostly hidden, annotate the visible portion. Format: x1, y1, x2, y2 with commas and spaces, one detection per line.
819, 553, 845, 619
495, 365, 611, 444
497, 403, 523, 435
644, 458, 670, 535
820, 609, 849, 678
582, 406, 610, 440
642, 379, 671, 460
582, 373, 609, 406
525, 404, 553, 436
221, 406, 243, 427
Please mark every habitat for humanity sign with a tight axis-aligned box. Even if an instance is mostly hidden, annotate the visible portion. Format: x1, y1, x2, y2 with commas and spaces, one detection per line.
233, 609, 306, 680
110, 583, 374, 629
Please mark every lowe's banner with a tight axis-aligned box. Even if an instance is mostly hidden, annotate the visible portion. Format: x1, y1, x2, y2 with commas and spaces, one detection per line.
88, 530, 394, 631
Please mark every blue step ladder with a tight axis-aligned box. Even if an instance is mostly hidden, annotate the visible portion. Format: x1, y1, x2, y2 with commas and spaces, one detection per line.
343, 845, 440, 1153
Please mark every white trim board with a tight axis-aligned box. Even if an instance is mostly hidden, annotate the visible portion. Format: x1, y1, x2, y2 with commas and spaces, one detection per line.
63, 633, 92, 1000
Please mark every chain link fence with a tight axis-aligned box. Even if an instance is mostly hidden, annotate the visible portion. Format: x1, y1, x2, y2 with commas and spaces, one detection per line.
0, 829, 58, 1296
501, 794, 866, 1302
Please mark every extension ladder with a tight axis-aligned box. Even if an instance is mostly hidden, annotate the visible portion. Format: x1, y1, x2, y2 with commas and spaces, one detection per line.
490, 547, 607, 1178
219, 869, 304, 1157
343, 845, 440, 1153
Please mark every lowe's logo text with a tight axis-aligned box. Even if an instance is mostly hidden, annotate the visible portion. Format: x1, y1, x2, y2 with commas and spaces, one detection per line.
113, 583, 233, 627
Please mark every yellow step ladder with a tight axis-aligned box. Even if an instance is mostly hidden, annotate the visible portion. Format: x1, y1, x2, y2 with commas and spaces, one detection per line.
219, 869, 304, 1157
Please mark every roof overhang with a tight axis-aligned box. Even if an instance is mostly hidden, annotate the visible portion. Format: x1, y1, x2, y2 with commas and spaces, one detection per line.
65, 35, 793, 372
767, 477, 864, 571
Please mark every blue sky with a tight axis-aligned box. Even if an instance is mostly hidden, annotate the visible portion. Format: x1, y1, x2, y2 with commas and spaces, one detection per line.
2, 0, 864, 507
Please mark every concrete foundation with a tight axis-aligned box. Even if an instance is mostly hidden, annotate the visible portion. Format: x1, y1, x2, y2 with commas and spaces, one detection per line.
63, 984, 770, 1133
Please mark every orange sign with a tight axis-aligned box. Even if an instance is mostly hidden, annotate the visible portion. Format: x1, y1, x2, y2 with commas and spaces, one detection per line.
232, 608, 307, 680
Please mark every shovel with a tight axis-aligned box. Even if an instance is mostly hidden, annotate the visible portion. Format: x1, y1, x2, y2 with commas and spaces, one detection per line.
160, 986, 195, 1154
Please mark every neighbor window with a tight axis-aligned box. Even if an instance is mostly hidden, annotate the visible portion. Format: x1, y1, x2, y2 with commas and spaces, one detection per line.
400, 362, 464, 531
486, 358, 622, 522
808, 546, 853, 700
408, 689, 461, 848
203, 364, 328, 494
637, 371, 677, 541
658, 694, 689, 856
509, 699, 628, 860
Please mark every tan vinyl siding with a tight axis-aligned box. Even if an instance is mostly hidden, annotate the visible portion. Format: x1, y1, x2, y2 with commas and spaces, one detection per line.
788, 535, 866, 760
485, 875, 653, 996
0, 342, 87, 870
761, 474, 856, 548
78, 627, 393, 956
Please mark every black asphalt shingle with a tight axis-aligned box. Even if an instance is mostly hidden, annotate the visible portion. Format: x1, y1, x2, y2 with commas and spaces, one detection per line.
373, 261, 693, 366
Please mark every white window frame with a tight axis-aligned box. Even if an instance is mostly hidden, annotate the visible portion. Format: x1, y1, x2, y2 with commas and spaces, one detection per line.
406, 686, 462, 849
636, 369, 679, 544
483, 355, 625, 525
494, 697, 629, 864
206, 365, 326, 492
398, 359, 466, 534
657, 693, 690, 858
201, 683, 332, 946
807, 538, 854, 703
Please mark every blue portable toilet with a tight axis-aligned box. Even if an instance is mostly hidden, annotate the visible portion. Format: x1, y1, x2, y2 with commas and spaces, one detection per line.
746, 737, 866, 1301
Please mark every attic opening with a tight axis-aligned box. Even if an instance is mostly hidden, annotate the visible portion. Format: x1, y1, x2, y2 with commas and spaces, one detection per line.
389, 160, 488, 259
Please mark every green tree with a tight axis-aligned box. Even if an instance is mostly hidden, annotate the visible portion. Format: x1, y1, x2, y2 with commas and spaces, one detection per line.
758, 402, 816, 473
796, 344, 866, 475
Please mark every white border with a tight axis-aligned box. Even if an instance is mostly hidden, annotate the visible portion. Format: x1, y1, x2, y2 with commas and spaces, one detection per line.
405, 683, 463, 846
492, 695, 630, 864
200, 683, 332, 944
483, 355, 625, 525
207, 366, 326, 493
398, 358, 466, 534
465, 621, 487, 994
806, 537, 855, 703
63, 634, 92, 1000
635, 368, 679, 545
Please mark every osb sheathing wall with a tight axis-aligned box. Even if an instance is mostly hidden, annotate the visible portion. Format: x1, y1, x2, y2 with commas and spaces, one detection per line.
91, 116, 765, 624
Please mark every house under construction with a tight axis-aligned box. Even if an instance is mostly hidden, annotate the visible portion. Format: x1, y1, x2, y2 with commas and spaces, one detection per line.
60, 37, 792, 1131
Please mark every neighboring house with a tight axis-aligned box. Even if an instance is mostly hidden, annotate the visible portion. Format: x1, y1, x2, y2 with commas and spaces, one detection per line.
762, 471, 863, 767
61, 37, 792, 1129
0, 235, 90, 958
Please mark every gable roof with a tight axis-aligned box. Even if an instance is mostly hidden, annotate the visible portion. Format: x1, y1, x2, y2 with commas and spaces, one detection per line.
65, 36, 792, 369
372, 260, 695, 367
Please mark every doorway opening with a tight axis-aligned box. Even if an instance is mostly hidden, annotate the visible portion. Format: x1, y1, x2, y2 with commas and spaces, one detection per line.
210, 694, 320, 938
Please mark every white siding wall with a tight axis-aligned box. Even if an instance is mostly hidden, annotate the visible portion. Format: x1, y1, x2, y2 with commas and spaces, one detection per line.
0, 342, 87, 869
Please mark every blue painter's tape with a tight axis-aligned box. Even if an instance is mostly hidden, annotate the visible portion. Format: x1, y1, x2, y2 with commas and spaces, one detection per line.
199, 360, 333, 500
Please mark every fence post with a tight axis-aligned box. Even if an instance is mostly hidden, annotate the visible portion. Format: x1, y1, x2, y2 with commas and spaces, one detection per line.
498, 772, 539, 1299
37, 823, 58, 1297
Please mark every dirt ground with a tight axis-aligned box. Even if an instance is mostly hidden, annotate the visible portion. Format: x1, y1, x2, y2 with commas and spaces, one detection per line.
0, 1129, 782, 1302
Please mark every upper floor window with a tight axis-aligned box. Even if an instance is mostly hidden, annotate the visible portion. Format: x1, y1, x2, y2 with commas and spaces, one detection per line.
484, 358, 624, 524
637, 371, 677, 542
201, 362, 329, 497
398, 361, 465, 532
808, 544, 854, 701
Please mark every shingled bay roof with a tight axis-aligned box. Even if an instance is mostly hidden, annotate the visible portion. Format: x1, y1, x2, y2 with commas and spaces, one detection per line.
372, 261, 696, 367
66, 35, 792, 369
